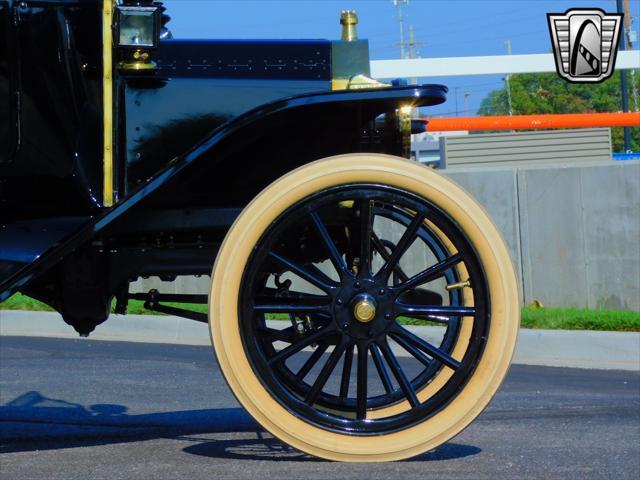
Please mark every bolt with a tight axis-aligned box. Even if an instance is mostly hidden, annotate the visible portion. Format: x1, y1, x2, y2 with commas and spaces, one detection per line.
379, 288, 386, 295
385, 313, 392, 320
355, 281, 361, 288
337, 298, 343, 305
342, 322, 349, 329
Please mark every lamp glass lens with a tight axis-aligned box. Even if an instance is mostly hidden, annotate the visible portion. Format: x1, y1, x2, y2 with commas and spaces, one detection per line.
119, 11, 155, 47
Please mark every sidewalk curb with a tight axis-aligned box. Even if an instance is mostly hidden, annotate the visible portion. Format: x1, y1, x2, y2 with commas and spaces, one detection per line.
1, 310, 639, 371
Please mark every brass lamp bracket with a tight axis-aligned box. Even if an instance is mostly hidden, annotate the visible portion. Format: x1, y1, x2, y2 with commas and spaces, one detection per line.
117, 49, 157, 72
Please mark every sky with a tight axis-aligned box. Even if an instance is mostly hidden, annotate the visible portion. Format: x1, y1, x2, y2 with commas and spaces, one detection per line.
162, 0, 639, 116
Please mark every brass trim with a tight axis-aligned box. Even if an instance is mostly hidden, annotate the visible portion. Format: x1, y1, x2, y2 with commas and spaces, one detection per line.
399, 106, 412, 159
330, 37, 391, 91
117, 49, 158, 71
445, 279, 471, 291
340, 10, 358, 42
332, 74, 391, 91
353, 298, 376, 323
102, 0, 114, 207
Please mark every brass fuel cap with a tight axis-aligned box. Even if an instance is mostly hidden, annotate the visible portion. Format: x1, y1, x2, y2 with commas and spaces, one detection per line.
352, 295, 377, 323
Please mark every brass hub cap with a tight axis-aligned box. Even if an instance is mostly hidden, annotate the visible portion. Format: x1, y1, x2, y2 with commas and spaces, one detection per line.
353, 295, 377, 323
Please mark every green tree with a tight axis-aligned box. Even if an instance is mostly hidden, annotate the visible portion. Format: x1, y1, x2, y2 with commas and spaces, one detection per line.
478, 72, 640, 152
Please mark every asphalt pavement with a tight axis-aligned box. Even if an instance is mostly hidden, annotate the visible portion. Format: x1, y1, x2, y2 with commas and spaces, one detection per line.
0, 336, 639, 480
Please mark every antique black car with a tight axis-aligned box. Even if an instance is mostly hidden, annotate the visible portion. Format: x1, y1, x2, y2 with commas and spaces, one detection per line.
0, 0, 519, 461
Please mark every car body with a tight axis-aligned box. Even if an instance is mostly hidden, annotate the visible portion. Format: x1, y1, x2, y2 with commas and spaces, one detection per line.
0, 1, 519, 462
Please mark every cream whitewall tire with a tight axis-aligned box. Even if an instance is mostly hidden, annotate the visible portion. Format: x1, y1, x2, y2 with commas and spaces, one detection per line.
209, 154, 519, 462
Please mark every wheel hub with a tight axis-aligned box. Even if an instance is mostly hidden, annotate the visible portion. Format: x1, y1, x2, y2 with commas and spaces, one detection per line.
333, 280, 394, 340
353, 294, 376, 323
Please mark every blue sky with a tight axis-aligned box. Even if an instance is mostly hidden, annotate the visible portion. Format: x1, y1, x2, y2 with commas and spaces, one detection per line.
163, 0, 639, 116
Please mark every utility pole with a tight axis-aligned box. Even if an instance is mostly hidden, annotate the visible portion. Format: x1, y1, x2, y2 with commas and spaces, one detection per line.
504, 39, 514, 116
408, 24, 416, 84
392, 1, 425, 118
623, 0, 639, 112
393, 0, 409, 59
408, 23, 416, 59
617, 0, 631, 152
406, 24, 425, 85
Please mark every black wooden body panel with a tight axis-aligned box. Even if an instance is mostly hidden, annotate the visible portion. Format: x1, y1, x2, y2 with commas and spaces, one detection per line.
154, 39, 332, 80
0, 0, 104, 218
121, 38, 332, 192
0, 1, 17, 162
123, 77, 331, 192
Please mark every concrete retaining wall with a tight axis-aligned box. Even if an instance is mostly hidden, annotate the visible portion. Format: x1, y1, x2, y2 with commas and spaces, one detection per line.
133, 160, 640, 311
447, 160, 640, 310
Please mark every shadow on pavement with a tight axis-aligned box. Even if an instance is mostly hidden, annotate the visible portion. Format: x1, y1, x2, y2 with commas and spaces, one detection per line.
0, 391, 481, 462
183, 435, 481, 462
0, 391, 259, 453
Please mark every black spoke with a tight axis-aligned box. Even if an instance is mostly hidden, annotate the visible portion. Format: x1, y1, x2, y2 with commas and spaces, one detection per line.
377, 213, 424, 280
388, 332, 432, 368
304, 343, 347, 405
371, 233, 410, 283
268, 325, 334, 365
358, 199, 373, 278
392, 325, 461, 371
257, 325, 295, 343
268, 252, 337, 293
356, 343, 368, 419
394, 303, 476, 319
379, 341, 420, 408
296, 342, 330, 380
309, 212, 350, 279
370, 343, 394, 394
339, 344, 354, 399
254, 296, 331, 315
395, 253, 463, 293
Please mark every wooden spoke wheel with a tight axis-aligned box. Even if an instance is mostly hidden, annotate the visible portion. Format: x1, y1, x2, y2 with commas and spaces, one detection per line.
209, 154, 519, 462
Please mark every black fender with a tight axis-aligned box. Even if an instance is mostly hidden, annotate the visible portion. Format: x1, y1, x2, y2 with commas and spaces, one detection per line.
0, 84, 446, 300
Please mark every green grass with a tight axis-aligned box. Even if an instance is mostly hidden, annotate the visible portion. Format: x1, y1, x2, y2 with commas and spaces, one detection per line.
520, 306, 640, 332
1, 293, 54, 312
2, 293, 639, 332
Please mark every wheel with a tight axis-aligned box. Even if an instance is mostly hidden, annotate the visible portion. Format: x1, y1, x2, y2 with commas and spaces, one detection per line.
209, 153, 519, 462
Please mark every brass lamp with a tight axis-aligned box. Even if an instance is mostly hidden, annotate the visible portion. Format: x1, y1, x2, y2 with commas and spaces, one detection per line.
115, 2, 162, 72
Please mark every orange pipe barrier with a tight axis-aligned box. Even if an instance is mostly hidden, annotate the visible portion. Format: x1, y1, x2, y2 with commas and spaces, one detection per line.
423, 112, 640, 131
